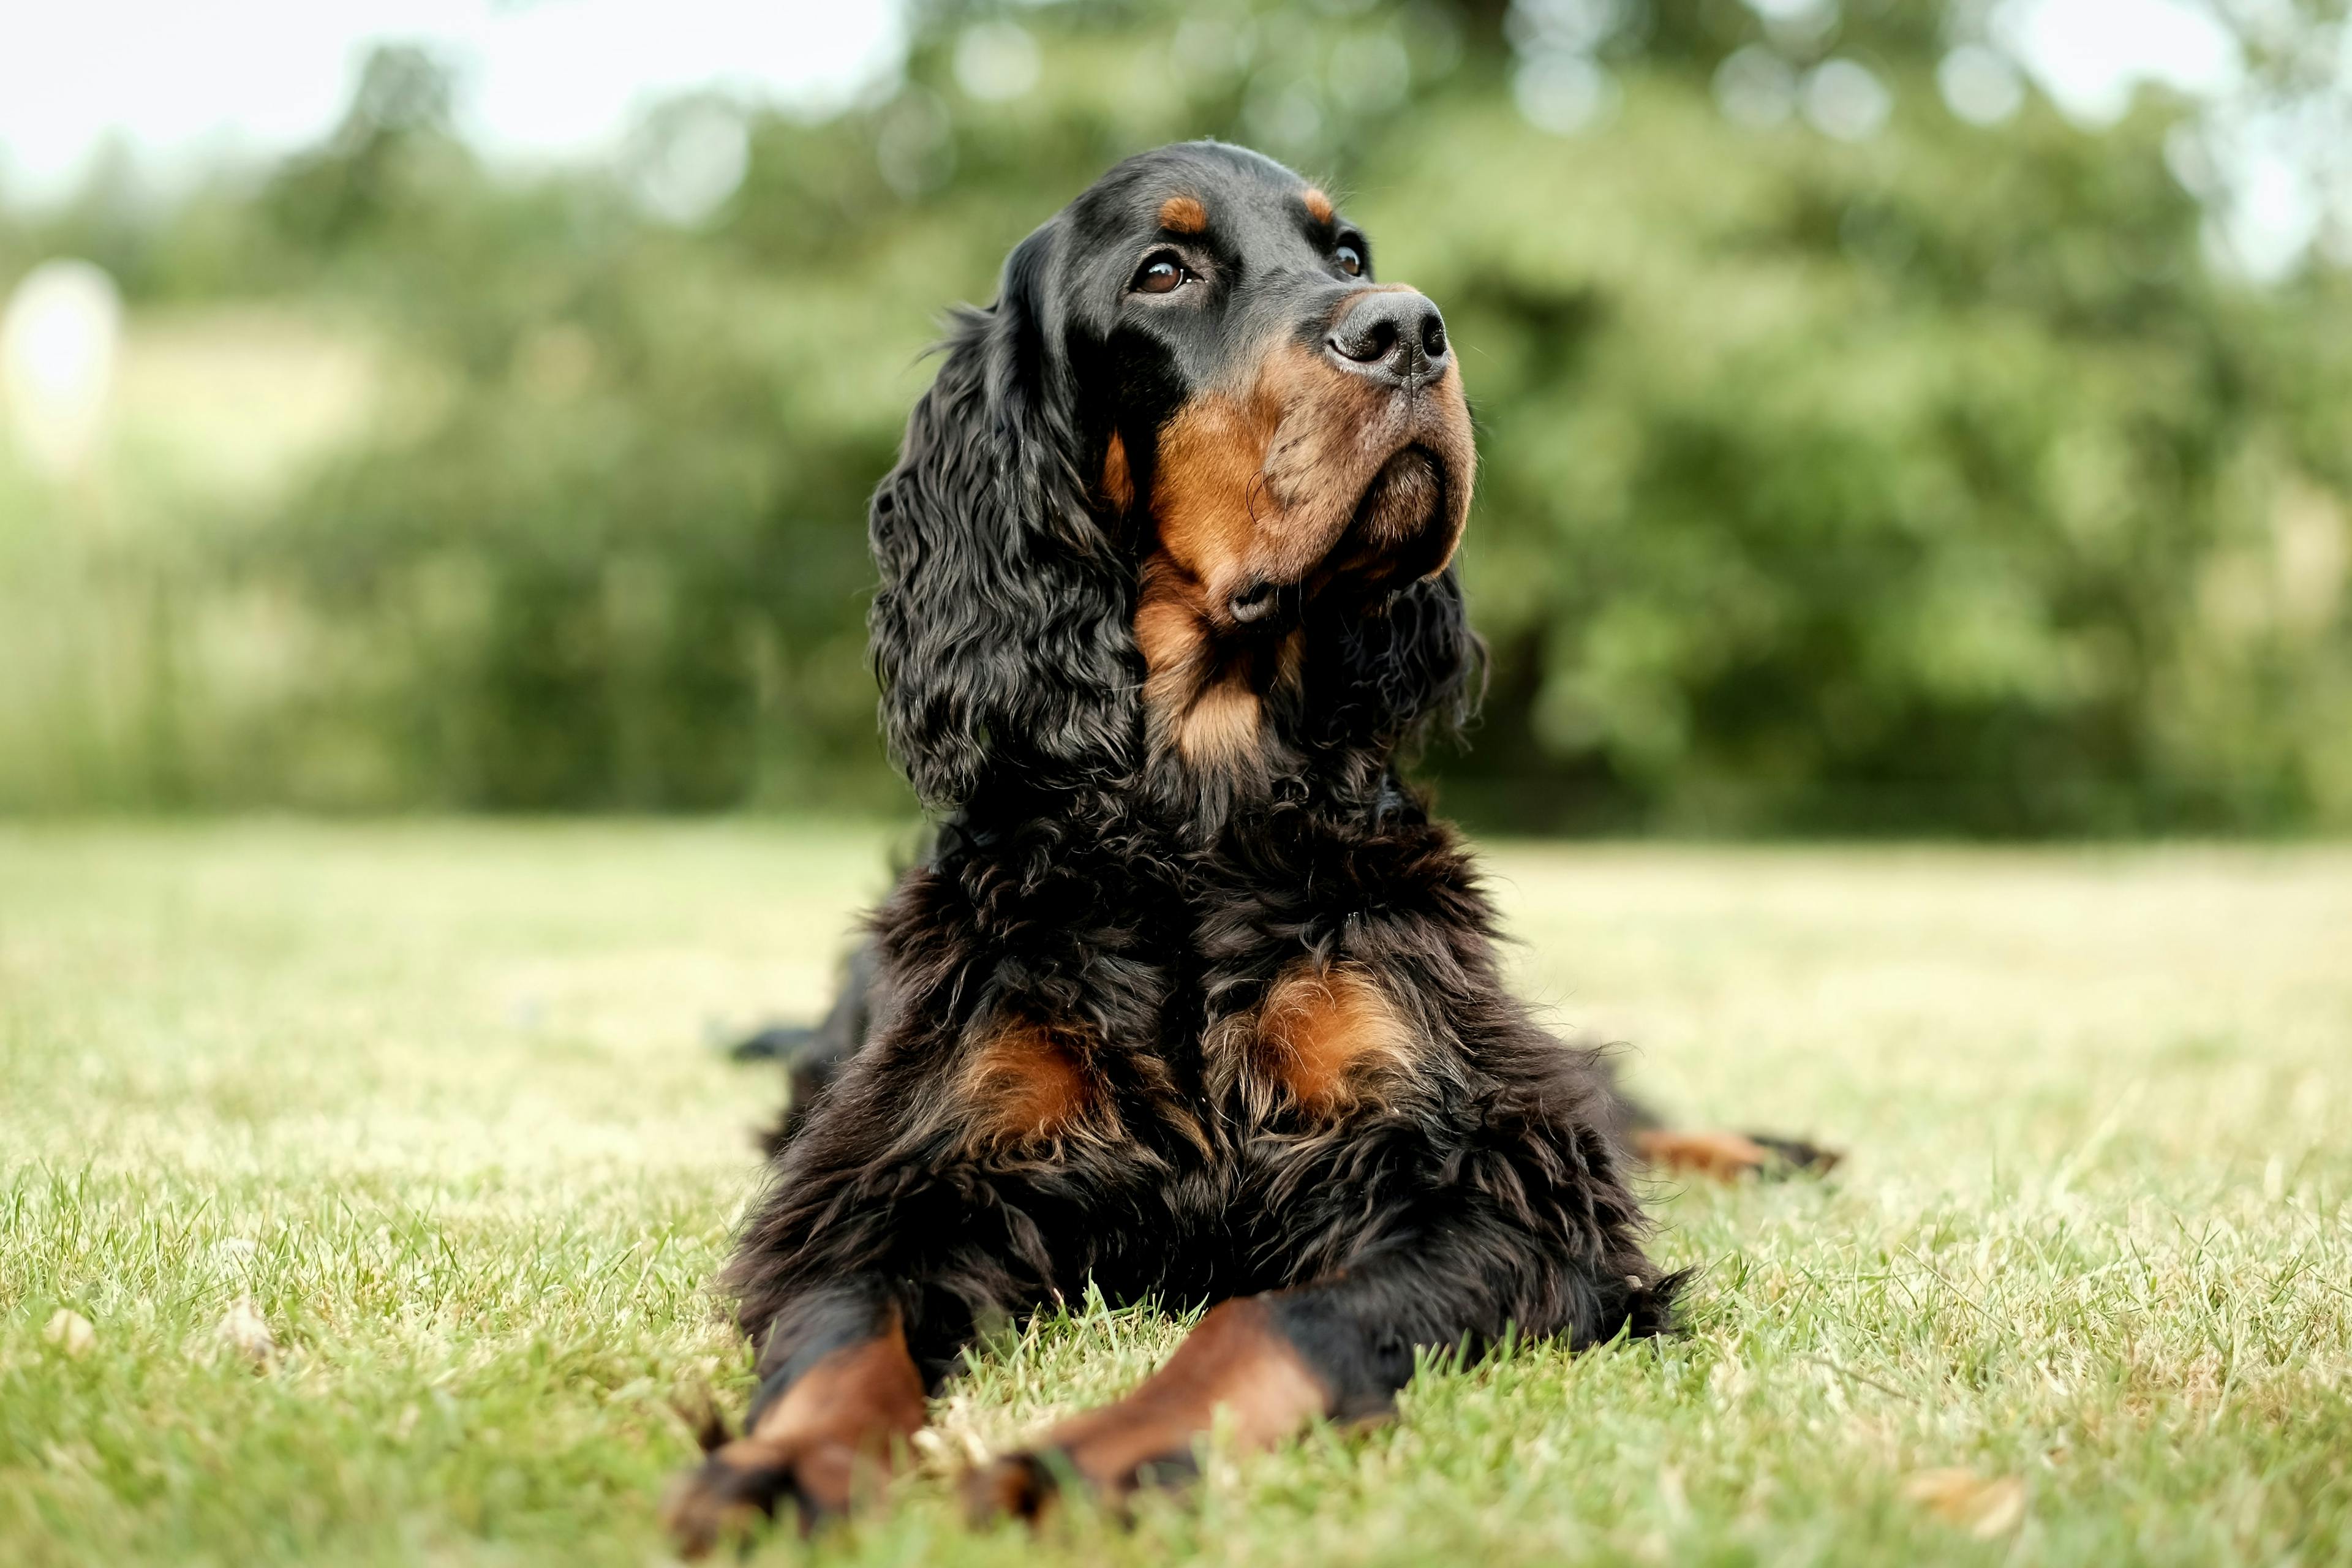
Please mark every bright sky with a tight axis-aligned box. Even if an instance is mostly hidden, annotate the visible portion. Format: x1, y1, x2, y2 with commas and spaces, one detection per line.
0, 0, 905, 199
0, 0, 2301, 266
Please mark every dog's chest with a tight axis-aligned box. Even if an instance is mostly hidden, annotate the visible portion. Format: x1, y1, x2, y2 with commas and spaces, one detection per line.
953, 956, 1428, 1164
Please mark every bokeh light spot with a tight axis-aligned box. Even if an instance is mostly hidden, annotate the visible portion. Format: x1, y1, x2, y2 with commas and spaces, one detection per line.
1938, 45, 2025, 126
1515, 53, 1621, 136
1802, 58, 1891, 141
1, 258, 123, 479
954, 22, 1041, 104
1714, 45, 1797, 128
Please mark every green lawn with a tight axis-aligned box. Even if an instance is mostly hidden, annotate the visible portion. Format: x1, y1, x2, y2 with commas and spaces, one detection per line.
4, 823, 2348, 1566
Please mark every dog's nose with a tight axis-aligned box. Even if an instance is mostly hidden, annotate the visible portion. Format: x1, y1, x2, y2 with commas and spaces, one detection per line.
1327, 290, 1450, 385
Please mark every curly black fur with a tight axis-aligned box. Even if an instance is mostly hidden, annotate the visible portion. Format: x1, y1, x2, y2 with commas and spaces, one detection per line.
717, 142, 1675, 1442
869, 222, 1140, 813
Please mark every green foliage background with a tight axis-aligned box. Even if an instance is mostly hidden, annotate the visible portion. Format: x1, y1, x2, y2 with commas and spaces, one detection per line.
4, 0, 2351, 832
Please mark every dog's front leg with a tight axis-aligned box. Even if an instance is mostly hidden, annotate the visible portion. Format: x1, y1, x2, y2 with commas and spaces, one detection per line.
965, 1291, 1332, 1519
968, 1222, 1668, 1521
665, 1278, 928, 1555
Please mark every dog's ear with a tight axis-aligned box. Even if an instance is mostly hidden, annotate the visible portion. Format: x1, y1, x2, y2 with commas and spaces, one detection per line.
1305, 568, 1486, 755
869, 221, 1137, 811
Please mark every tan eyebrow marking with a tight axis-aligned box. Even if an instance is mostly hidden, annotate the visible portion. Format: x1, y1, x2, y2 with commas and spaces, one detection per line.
1159, 194, 1208, 234
1301, 187, 1333, 225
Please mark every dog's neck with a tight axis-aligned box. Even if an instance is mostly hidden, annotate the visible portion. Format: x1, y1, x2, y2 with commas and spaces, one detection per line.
1126, 557, 1430, 839
1131, 554, 1303, 780
919, 545, 1459, 851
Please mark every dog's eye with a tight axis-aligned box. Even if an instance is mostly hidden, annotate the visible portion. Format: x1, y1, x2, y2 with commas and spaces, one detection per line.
1133, 255, 1190, 295
1335, 244, 1365, 277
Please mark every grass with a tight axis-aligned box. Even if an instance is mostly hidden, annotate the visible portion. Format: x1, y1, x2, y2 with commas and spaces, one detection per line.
4, 820, 2350, 1567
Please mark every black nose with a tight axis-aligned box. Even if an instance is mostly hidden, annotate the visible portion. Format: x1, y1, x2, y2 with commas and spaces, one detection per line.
1327, 290, 1450, 385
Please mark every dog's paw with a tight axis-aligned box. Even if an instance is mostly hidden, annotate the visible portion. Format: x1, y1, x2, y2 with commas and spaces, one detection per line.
1744, 1131, 1843, 1177
1635, 1127, 1845, 1182
965, 1449, 1065, 1523
662, 1437, 857, 1557
963, 1442, 1199, 1526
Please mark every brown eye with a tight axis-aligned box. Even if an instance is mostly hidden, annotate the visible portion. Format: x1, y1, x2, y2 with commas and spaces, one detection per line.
1133, 255, 1188, 294
1335, 244, 1365, 277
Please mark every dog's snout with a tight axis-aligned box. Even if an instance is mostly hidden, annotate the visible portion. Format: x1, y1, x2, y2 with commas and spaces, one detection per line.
1327, 290, 1450, 385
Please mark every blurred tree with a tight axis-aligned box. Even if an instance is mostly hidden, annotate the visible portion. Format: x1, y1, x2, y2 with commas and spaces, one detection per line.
266, 43, 464, 254
2, 0, 2348, 831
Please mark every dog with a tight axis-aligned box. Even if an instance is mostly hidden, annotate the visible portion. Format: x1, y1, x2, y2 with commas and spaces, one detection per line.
665, 141, 1829, 1553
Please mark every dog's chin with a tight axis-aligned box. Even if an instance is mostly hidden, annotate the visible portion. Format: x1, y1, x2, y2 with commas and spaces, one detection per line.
1224, 448, 1459, 628
1331, 445, 1452, 589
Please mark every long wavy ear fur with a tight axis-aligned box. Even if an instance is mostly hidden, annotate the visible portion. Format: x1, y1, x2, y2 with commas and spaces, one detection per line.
869, 222, 1136, 810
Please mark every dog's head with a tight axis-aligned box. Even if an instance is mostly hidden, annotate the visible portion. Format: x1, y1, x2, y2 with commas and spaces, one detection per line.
871, 141, 1478, 814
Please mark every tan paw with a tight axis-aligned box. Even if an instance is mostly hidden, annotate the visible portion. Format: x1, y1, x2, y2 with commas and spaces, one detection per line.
662, 1436, 857, 1557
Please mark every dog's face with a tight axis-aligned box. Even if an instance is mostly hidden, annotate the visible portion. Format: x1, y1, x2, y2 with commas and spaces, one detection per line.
1063, 145, 1476, 630
869, 142, 1482, 810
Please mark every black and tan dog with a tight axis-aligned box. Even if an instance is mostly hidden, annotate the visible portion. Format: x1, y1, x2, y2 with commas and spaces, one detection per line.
666, 141, 1828, 1553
